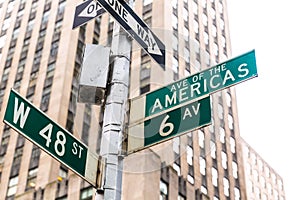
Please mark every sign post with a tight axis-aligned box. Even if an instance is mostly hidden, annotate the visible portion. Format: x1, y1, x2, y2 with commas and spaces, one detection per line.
3, 89, 103, 188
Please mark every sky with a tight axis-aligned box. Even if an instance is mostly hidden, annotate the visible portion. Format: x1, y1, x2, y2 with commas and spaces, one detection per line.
227, 0, 300, 199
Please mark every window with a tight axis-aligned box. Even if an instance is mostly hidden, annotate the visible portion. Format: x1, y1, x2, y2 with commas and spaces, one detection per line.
199, 157, 206, 175
143, 0, 152, 6
183, 7, 188, 21
210, 7, 216, 19
204, 32, 209, 45
202, 14, 208, 26
26, 168, 38, 190
173, 163, 181, 176
228, 114, 234, 129
230, 137, 236, 153
173, 137, 180, 154
172, 14, 178, 29
232, 161, 238, 178
7, 176, 19, 197
217, 104, 223, 119
192, 1, 198, 14
10, 148, 23, 177
187, 174, 194, 185
219, 127, 225, 143
172, 0, 178, 9
201, 0, 207, 8
2, 18, 11, 31
201, 186, 207, 195
221, 151, 227, 169
183, 48, 190, 63
234, 187, 240, 200
141, 61, 151, 80
178, 194, 185, 200
80, 187, 93, 200
186, 146, 193, 166
172, 56, 178, 73
223, 178, 229, 196
212, 167, 218, 186
225, 92, 231, 107
7, 1, 15, 12
198, 130, 204, 148
160, 180, 168, 200
213, 42, 218, 56
210, 140, 216, 159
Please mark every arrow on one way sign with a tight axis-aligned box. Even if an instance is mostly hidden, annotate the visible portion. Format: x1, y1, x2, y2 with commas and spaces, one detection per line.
73, 0, 106, 29
96, 0, 166, 69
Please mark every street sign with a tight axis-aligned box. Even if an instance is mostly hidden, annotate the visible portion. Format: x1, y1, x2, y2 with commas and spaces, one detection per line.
127, 96, 211, 153
96, 0, 166, 69
72, 0, 106, 29
3, 89, 103, 188
130, 50, 258, 124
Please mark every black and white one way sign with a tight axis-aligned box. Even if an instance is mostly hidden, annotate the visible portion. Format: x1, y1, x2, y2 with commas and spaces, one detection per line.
96, 0, 166, 69
73, 0, 106, 29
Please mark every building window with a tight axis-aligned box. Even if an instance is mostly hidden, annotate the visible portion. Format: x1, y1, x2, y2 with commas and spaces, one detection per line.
173, 163, 181, 176
230, 137, 236, 153
202, 14, 208, 27
234, 187, 240, 200
219, 127, 225, 143
26, 168, 38, 190
140, 84, 150, 94
201, 185, 207, 195
178, 194, 185, 200
80, 187, 93, 200
7, 176, 19, 198
140, 61, 151, 80
228, 114, 234, 130
232, 161, 238, 178
160, 180, 168, 200
186, 146, 193, 166
10, 148, 23, 177
198, 130, 204, 148
221, 151, 227, 169
223, 177, 229, 196
199, 157, 206, 175
212, 167, 218, 186
143, 0, 152, 6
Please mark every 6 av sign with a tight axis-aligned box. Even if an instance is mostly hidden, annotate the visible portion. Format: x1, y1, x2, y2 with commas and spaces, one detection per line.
96, 0, 166, 69
3, 89, 102, 188
127, 97, 211, 153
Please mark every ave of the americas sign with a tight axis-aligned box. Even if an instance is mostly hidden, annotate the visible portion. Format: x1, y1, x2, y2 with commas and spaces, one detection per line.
130, 50, 258, 124
3, 89, 103, 188
127, 50, 257, 153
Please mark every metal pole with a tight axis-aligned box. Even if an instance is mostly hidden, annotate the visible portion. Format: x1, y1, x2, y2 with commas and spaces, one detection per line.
96, 0, 133, 199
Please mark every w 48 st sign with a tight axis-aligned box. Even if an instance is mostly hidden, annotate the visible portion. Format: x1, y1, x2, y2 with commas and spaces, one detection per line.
3, 89, 103, 188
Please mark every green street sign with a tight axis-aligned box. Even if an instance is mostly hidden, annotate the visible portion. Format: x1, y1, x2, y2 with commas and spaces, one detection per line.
3, 89, 102, 188
127, 96, 211, 153
130, 50, 257, 124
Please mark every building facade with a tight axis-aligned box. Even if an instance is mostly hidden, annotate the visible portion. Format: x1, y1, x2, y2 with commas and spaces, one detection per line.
0, 0, 284, 200
241, 138, 285, 200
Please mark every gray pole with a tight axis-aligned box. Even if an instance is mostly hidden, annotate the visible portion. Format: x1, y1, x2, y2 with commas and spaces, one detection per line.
96, 1, 133, 199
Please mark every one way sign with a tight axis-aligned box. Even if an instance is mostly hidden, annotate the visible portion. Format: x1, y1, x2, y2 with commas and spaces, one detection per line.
96, 0, 166, 69
72, 0, 106, 29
